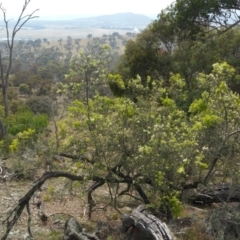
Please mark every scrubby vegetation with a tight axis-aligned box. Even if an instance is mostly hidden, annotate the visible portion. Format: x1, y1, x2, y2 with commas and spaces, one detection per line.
1, 0, 240, 239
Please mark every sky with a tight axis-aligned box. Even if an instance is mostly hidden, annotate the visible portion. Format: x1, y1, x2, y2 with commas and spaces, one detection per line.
0, 0, 174, 20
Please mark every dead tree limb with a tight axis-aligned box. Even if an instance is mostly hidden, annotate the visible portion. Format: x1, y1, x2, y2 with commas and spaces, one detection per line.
122, 205, 174, 240
133, 183, 150, 204
1, 170, 135, 240
188, 184, 240, 205
87, 180, 105, 219
1, 171, 84, 240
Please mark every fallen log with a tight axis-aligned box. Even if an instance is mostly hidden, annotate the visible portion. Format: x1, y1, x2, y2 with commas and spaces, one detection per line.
122, 205, 174, 240
188, 184, 240, 205
62, 206, 174, 240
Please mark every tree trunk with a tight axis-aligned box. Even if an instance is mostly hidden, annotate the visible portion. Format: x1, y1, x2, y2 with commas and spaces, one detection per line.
0, 118, 5, 140
3, 85, 8, 118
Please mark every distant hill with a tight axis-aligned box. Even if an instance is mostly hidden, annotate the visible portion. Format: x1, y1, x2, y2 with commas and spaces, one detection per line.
71, 12, 153, 29
74, 12, 152, 22
0, 12, 152, 32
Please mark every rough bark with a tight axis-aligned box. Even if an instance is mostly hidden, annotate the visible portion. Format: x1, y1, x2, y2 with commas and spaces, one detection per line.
122, 205, 174, 240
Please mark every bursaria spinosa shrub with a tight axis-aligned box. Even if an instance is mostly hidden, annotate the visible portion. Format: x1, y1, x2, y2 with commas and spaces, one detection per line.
53, 62, 240, 217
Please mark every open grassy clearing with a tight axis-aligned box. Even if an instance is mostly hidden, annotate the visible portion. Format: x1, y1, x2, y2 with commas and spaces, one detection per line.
0, 26, 131, 41
41, 37, 126, 54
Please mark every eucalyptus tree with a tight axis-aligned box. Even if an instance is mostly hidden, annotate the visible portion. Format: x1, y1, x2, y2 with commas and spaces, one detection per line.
119, 26, 173, 84
173, 0, 240, 37
66, 42, 112, 105
64, 43, 112, 131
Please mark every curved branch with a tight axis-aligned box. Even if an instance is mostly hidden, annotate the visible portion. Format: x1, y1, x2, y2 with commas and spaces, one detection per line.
87, 180, 105, 219
1, 171, 84, 240
133, 183, 150, 204
1, 169, 136, 240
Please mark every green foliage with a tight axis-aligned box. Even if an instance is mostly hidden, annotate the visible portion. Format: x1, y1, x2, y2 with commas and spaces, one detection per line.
119, 27, 168, 82
107, 73, 126, 96
7, 87, 19, 101
18, 83, 32, 95
6, 109, 48, 153
6, 109, 48, 136
5, 30, 239, 224
47, 185, 56, 194
43, 194, 52, 202
160, 193, 183, 218
65, 42, 112, 102
9, 128, 36, 152
120, 10, 240, 102
173, 0, 240, 37
54, 61, 240, 218
10, 99, 25, 114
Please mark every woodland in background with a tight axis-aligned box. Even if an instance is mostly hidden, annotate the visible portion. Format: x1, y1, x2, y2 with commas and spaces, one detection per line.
1, 0, 240, 239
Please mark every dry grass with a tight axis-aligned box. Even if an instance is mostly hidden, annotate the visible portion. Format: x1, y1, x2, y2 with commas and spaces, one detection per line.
0, 26, 130, 41
167, 204, 213, 240
0, 172, 137, 239
0, 173, 219, 240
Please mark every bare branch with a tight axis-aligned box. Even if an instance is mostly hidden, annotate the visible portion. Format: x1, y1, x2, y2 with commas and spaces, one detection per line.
1, 172, 84, 240
87, 180, 105, 219
1, 170, 135, 239
13, 9, 39, 36
120, 192, 144, 202
0, 0, 39, 117
225, 129, 240, 141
